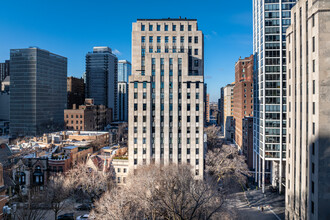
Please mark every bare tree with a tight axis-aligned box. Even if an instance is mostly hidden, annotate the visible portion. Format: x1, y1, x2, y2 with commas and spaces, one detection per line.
205, 125, 222, 150
45, 174, 71, 220
205, 145, 250, 192
92, 164, 227, 220
15, 189, 48, 220
65, 163, 114, 203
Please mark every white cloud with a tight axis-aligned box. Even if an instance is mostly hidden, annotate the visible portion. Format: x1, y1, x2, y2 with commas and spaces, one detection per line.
113, 49, 122, 56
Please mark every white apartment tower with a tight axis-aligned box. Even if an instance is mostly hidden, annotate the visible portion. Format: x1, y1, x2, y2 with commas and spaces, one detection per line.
286, 0, 330, 219
128, 18, 205, 178
253, 0, 297, 193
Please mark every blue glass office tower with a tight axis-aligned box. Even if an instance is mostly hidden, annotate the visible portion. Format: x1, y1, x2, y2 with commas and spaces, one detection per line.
86, 47, 118, 120
253, 0, 296, 193
117, 60, 131, 121
10, 47, 67, 136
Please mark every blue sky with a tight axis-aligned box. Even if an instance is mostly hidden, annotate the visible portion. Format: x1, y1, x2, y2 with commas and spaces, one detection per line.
0, 0, 253, 102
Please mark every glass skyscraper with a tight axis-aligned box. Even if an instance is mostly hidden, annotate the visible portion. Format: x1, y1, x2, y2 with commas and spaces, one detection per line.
253, 0, 296, 193
118, 60, 131, 83
10, 47, 67, 136
86, 47, 118, 120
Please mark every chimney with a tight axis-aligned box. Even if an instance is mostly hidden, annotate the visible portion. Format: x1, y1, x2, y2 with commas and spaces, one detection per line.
73, 104, 76, 110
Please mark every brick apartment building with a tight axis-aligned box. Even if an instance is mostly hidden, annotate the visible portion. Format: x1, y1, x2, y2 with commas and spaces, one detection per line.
242, 117, 253, 170
64, 99, 112, 131
233, 55, 253, 151
67, 76, 85, 109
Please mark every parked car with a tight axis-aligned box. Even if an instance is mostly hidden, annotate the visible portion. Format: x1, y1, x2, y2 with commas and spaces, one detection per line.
76, 214, 89, 220
57, 213, 75, 220
76, 204, 91, 211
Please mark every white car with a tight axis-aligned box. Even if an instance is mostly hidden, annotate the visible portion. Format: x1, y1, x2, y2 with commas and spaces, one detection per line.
76, 214, 89, 220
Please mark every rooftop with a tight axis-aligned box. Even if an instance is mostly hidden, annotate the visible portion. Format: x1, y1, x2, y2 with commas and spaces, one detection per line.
137, 17, 197, 21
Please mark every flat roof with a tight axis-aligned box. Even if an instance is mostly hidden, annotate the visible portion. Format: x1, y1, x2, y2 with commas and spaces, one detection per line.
63, 145, 78, 150
137, 18, 197, 21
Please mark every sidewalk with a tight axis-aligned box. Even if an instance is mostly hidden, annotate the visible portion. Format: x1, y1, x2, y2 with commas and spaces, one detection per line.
245, 187, 285, 220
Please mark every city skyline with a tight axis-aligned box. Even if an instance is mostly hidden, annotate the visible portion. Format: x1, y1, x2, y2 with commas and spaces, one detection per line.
0, 0, 253, 102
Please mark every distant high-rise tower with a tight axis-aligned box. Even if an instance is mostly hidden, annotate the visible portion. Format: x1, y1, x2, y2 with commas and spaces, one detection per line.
117, 60, 131, 121
10, 47, 67, 136
0, 60, 10, 84
86, 46, 118, 120
128, 18, 205, 178
253, 0, 297, 193
286, 0, 330, 219
67, 76, 85, 109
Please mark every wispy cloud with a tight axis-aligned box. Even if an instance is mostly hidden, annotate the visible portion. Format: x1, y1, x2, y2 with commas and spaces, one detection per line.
113, 49, 122, 56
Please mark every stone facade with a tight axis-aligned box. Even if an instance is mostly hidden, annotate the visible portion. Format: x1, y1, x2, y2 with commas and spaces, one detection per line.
129, 18, 205, 178
285, 0, 330, 219
223, 83, 235, 140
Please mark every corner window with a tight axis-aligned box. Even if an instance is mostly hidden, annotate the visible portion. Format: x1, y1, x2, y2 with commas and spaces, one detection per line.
141, 24, 145, 31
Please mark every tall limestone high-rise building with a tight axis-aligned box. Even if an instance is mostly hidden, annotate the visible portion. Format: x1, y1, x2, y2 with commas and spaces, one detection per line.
128, 18, 205, 177
253, 0, 297, 193
86, 47, 118, 120
10, 47, 67, 136
286, 0, 330, 219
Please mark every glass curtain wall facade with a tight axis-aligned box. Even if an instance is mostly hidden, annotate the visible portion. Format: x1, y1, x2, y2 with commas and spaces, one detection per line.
253, 0, 296, 193
10, 47, 67, 136
86, 47, 118, 120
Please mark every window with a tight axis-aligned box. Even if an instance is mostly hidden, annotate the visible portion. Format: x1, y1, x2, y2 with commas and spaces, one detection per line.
194, 36, 198, 43
187, 82, 190, 88
312, 162, 315, 174
134, 82, 138, 88
187, 138, 190, 144
149, 46, 153, 53
134, 127, 137, 133
143, 116, 146, 122
196, 104, 199, 111
196, 116, 199, 123
313, 122, 315, 135
134, 104, 138, 111
187, 148, 190, 154
141, 36, 145, 43
157, 24, 161, 31
172, 46, 176, 53
143, 104, 147, 111
157, 46, 161, 53
134, 138, 137, 144
117, 168, 121, 173
194, 60, 199, 67
165, 36, 169, 43
157, 36, 161, 43
141, 24, 145, 31
172, 25, 176, 31
180, 25, 184, 31
173, 36, 176, 43
143, 92, 147, 99
194, 49, 198, 55
312, 143, 315, 155
313, 80, 315, 94
312, 36, 315, 52
313, 102, 315, 114
134, 92, 138, 99
313, 59, 315, 72
149, 36, 153, 43
143, 82, 147, 88
123, 168, 127, 173
180, 36, 184, 43
134, 159, 137, 165
149, 25, 153, 31
196, 93, 199, 99
187, 104, 191, 111
165, 24, 168, 31
188, 36, 192, 43
134, 116, 138, 122
311, 201, 314, 214
196, 148, 199, 154
143, 138, 146, 144
312, 181, 314, 193
187, 93, 190, 99
188, 25, 192, 31
196, 159, 199, 165
187, 116, 190, 122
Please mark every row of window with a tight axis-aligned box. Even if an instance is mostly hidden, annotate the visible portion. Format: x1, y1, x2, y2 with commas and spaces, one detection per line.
141, 36, 198, 44
142, 46, 199, 55
141, 24, 193, 32
133, 81, 200, 89
66, 120, 83, 124
66, 114, 83, 118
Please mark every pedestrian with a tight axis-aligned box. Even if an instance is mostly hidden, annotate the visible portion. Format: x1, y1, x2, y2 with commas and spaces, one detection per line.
258, 206, 260, 211
261, 206, 264, 212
